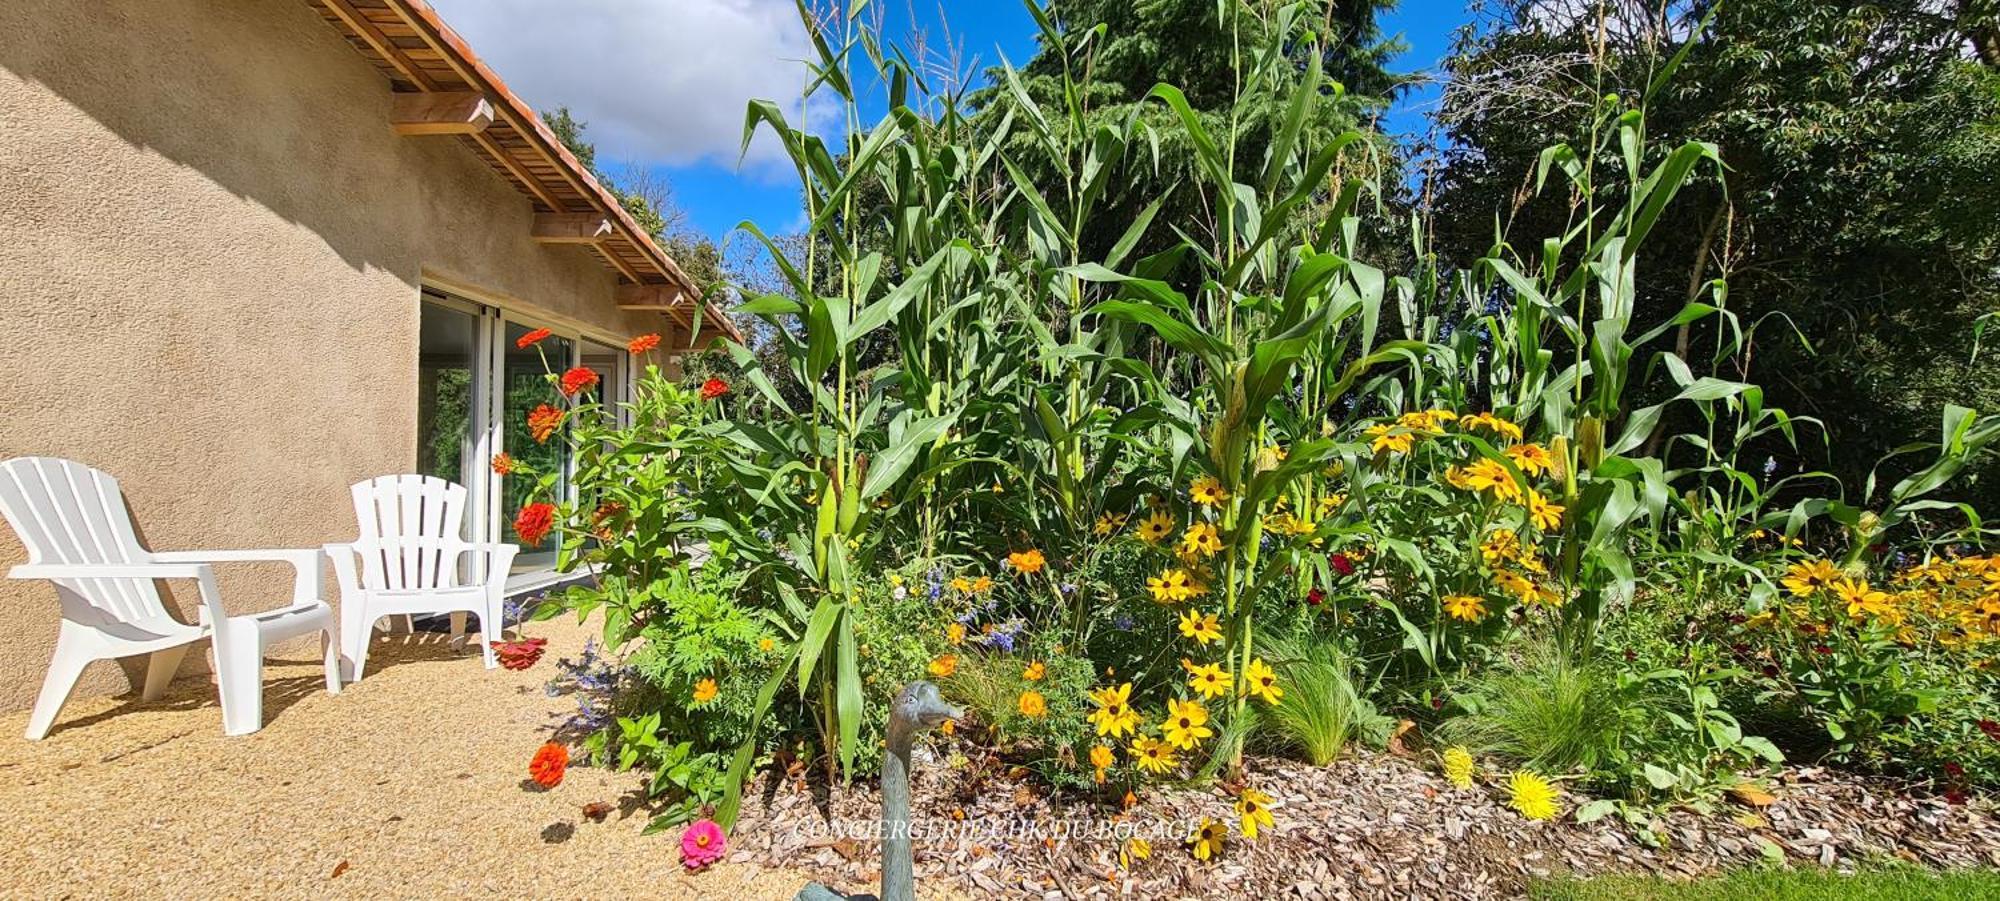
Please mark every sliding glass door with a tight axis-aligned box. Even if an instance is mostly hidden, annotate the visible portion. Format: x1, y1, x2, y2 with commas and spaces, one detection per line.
502, 321, 571, 570
415, 286, 637, 579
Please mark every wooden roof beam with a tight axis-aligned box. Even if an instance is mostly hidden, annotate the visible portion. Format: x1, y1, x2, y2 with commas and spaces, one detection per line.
615, 284, 685, 311
391, 91, 494, 135
532, 213, 613, 244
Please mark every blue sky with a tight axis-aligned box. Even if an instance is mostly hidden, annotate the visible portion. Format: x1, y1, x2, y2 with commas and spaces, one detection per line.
432, 0, 1469, 248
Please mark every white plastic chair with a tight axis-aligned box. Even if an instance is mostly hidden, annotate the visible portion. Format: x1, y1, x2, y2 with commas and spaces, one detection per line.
0, 457, 340, 739
324, 474, 518, 682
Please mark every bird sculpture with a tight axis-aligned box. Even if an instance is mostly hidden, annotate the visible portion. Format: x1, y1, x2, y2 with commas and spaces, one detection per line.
795, 680, 961, 901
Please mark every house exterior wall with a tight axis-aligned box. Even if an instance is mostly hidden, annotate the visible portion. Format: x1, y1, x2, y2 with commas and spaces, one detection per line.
0, 0, 663, 712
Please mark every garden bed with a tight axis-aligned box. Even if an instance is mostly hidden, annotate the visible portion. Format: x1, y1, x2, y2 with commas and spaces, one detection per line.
728, 744, 2000, 899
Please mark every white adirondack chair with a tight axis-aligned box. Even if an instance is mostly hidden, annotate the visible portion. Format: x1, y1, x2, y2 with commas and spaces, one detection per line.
0, 457, 340, 739
324, 475, 518, 681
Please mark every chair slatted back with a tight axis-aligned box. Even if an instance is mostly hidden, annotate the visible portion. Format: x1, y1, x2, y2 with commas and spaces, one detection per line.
349, 475, 467, 592
0, 457, 173, 627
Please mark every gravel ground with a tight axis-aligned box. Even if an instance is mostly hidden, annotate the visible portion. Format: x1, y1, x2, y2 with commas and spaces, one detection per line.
0, 617, 809, 899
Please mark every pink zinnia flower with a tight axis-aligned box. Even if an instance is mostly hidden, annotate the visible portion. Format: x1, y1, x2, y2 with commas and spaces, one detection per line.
681, 818, 727, 870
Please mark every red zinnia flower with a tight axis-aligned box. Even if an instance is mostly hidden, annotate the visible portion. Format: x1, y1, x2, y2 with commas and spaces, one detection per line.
514, 502, 556, 546
490, 452, 518, 476
1306, 588, 1326, 606
528, 741, 568, 788
495, 636, 548, 671
527, 404, 564, 443
1330, 553, 1356, 577
516, 328, 552, 350
559, 366, 600, 397
1980, 719, 2000, 741
628, 333, 662, 354
1944, 762, 1966, 780
700, 378, 729, 400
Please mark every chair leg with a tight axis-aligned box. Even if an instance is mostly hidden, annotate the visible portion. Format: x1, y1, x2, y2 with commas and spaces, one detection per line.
320, 629, 342, 695
25, 631, 93, 741
448, 611, 469, 649
142, 644, 191, 702
212, 626, 264, 737
476, 608, 497, 670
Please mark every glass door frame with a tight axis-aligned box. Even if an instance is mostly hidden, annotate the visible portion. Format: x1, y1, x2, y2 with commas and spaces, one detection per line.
419, 281, 639, 560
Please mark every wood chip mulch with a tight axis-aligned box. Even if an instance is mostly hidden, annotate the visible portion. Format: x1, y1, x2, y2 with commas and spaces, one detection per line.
727, 741, 2000, 900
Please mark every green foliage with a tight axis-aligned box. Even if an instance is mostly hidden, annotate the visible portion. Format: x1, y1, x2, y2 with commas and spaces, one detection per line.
1255, 630, 1390, 764
505, 0, 2000, 838
1442, 644, 1637, 778
1533, 866, 2000, 901
1434, 0, 2000, 512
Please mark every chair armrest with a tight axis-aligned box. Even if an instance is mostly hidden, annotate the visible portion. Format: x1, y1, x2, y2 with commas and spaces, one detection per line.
11, 561, 229, 625
447, 542, 519, 589
10, 561, 212, 581
152, 548, 324, 605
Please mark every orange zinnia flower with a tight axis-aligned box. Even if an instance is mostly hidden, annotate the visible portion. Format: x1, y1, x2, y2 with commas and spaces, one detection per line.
559, 366, 600, 397
514, 502, 556, 546
527, 404, 564, 443
490, 452, 518, 476
528, 741, 568, 788
628, 333, 662, 354
701, 378, 729, 400
516, 328, 552, 350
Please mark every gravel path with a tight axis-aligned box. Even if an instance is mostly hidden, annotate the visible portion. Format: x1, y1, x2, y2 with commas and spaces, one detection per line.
0, 617, 809, 899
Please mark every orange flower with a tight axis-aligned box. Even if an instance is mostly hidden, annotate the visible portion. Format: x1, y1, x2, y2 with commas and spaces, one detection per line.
527, 404, 564, 443
559, 366, 600, 397
516, 327, 552, 350
513, 502, 556, 546
701, 378, 729, 400
628, 333, 662, 354
528, 741, 568, 788
490, 452, 518, 475
1008, 549, 1047, 575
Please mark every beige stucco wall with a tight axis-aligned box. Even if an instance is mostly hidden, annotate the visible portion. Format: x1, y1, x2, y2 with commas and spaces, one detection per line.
0, 0, 666, 713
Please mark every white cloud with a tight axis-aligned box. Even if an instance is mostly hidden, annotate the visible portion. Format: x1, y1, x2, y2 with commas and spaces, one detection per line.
427, 0, 836, 179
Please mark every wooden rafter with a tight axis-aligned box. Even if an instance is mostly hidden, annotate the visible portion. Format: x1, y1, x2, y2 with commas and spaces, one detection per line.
469, 130, 565, 211
592, 245, 645, 284
320, 0, 436, 90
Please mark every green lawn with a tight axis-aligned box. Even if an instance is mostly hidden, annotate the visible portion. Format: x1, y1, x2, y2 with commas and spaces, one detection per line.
1532, 868, 2000, 900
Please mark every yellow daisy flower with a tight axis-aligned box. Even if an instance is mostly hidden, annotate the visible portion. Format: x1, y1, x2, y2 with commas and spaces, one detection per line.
1135, 509, 1175, 544
1178, 609, 1224, 645
1504, 443, 1554, 476
1130, 735, 1177, 775
1190, 475, 1230, 507
1236, 787, 1276, 839
1088, 683, 1141, 738
1161, 698, 1213, 750
1182, 659, 1231, 699
1181, 522, 1223, 558
1443, 594, 1487, 622
1148, 568, 1199, 604
1187, 817, 1227, 861
928, 654, 958, 678
1782, 559, 1839, 598
1244, 658, 1283, 704
945, 623, 966, 645
1526, 490, 1565, 531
